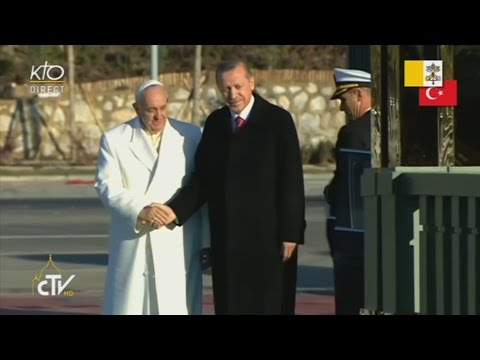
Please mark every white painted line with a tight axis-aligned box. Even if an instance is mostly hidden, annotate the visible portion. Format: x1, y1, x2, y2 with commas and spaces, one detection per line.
0, 251, 107, 256
0, 235, 108, 239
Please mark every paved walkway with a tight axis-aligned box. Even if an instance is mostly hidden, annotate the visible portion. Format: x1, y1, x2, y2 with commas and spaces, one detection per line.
0, 166, 335, 315
0, 292, 334, 315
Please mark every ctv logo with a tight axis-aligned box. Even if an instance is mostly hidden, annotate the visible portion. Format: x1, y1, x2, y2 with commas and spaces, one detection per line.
32, 255, 76, 296
29, 61, 65, 97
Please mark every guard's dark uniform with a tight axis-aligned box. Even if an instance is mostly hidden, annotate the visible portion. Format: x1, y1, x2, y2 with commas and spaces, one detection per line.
324, 110, 370, 315
324, 67, 372, 315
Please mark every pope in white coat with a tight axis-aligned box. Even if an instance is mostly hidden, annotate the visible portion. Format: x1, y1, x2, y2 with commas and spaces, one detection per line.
94, 80, 209, 315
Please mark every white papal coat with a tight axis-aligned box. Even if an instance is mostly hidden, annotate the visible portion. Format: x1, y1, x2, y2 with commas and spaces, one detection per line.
94, 117, 209, 315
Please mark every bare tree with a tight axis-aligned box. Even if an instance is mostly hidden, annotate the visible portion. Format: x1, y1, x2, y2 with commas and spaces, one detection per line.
68, 45, 76, 163
192, 45, 202, 126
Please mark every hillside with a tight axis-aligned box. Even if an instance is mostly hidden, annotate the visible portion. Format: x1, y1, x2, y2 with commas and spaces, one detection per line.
0, 45, 347, 86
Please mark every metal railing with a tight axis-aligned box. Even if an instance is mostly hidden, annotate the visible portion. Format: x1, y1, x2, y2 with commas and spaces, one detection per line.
362, 167, 480, 315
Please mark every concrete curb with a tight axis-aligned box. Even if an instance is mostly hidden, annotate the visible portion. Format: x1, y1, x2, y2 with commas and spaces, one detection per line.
0, 168, 332, 200
0, 165, 334, 179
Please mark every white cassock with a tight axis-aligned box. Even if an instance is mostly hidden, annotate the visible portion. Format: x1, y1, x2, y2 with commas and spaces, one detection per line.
95, 117, 209, 315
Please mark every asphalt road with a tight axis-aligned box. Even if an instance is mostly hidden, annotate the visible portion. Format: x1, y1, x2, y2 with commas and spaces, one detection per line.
0, 172, 334, 298
0, 198, 109, 294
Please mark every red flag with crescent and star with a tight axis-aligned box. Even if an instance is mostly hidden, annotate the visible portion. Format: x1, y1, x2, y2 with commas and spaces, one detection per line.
419, 80, 457, 106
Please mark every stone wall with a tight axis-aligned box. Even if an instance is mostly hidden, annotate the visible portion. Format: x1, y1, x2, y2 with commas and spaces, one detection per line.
0, 70, 344, 165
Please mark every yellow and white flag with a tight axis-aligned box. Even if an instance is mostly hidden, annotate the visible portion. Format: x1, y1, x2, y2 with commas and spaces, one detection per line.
404, 60, 443, 87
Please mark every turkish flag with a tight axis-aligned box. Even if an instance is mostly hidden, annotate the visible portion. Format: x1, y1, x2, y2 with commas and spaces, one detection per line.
419, 80, 457, 106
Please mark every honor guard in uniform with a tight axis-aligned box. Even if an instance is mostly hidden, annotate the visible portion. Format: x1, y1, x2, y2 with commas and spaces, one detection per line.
324, 68, 372, 315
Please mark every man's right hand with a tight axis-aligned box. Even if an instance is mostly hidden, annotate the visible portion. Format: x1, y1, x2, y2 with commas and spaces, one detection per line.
138, 204, 177, 228
150, 203, 177, 226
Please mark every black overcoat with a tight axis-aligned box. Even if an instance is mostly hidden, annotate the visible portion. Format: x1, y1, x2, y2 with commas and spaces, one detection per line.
169, 94, 305, 314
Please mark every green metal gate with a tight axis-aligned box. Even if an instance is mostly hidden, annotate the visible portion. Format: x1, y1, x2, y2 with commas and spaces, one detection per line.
362, 167, 480, 314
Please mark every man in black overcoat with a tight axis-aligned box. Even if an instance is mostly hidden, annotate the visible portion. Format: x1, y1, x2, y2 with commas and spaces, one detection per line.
323, 68, 372, 315
160, 60, 306, 315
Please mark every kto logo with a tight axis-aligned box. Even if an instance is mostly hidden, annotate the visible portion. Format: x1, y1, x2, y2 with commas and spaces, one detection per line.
32, 255, 76, 296
29, 61, 65, 97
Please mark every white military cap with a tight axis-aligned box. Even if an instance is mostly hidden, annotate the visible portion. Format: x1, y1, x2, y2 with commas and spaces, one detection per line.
331, 68, 371, 100
135, 79, 165, 102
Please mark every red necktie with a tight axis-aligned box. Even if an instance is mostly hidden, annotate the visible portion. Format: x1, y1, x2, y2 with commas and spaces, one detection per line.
235, 116, 246, 131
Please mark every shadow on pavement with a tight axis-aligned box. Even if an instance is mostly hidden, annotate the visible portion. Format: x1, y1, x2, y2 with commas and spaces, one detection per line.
297, 265, 334, 295
0, 309, 94, 315
17, 253, 108, 266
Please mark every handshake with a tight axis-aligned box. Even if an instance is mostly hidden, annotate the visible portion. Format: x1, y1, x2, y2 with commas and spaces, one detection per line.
138, 203, 177, 229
